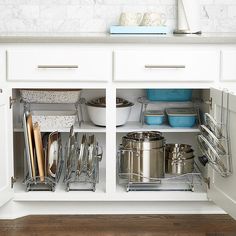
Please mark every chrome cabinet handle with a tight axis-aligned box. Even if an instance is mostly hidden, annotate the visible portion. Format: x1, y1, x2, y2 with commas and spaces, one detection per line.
144, 65, 186, 69
0, 89, 2, 93
37, 65, 78, 69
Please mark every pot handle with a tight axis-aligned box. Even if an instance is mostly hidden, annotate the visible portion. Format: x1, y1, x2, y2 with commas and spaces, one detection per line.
97, 146, 103, 162
198, 155, 208, 166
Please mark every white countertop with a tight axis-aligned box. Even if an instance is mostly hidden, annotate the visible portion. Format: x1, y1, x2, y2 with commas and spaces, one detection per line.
0, 32, 235, 44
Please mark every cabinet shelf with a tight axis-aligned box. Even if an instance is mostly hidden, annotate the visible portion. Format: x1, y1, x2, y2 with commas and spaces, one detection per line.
14, 121, 106, 133
13, 168, 106, 201
13, 176, 208, 202
114, 184, 208, 201
117, 121, 200, 133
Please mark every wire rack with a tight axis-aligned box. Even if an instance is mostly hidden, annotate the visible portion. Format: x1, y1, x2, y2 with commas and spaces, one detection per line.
64, 133, 102, 192
137, 96, 201, 126
119, 171, 204, 192
23, 136, 64, 192
117, 150, 205, 192
198, 90, 232, 178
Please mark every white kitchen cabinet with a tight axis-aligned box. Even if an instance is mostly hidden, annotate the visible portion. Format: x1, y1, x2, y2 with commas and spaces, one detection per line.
207, 88, 236, 219
1, 42, 236, 219
6, 47, 111, 82
114, 49, 219, 82
0, 89, 13, 208
221, 50, 236, 81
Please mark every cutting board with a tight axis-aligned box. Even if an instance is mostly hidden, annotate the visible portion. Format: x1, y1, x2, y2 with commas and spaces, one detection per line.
33, 122, 45, 182
26, 114, 36, 179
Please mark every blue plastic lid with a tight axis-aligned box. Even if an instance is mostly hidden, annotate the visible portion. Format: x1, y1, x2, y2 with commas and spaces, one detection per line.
144, 110, 165, 117
166, 108, 197, 116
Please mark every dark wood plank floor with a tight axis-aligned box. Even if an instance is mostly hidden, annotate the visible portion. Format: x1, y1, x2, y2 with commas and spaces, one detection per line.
0, 215, 236, 236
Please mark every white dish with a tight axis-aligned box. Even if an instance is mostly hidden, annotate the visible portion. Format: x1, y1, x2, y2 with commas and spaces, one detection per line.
31, 110, 76, 130
116, 106, 133, 126
48, 140, 58, 178
86, 105, 133, 127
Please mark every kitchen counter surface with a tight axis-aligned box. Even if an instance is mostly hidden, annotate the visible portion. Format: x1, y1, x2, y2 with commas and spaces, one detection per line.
0, 32, 235, 44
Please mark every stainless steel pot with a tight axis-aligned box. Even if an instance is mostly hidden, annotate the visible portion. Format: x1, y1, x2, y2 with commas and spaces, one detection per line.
119, 131, 166, 182
165, 144, 192, 154
122, 131, 165, 150
166, 157, 194, 175
166, 144, 193, 160
165, 144, 194, 175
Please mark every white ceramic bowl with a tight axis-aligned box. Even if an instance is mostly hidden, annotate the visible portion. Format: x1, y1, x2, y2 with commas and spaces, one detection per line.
87, 106, 106, 126
116, 106, 133, 126
86, 104, 133, 127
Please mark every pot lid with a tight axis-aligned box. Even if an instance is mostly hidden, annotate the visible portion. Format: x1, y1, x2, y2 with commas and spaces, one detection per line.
204, 113, 222, 139
200, 125, 226, 155
197, 134, 227, 174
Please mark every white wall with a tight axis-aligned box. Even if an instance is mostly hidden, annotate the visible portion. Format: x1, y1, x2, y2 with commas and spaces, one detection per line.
0, 0, 235, 33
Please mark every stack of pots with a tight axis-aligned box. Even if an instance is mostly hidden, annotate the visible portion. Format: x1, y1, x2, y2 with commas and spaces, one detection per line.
119, 131, 165, 182
165, 144, 194, 175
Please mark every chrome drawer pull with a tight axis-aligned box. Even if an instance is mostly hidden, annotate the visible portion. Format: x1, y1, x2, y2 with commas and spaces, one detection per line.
0, 89, 2, 93
144, 65, 186, 69
38, 65, 78, 69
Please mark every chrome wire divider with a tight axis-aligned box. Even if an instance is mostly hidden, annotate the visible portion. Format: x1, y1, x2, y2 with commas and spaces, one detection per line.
120, 172, 203, 192
21, 97, 85, 128
198, 90, 232, 177
218, 90, 232, 176
64, 129, 103, 192
137, 96, 200, 126
23, 135, 64, 192
117, 151, 204, 192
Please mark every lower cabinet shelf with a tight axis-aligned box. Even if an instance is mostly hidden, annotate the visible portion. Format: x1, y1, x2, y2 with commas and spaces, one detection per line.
14, 121, 106, 133
12, 170, 208, 202
116, 121, 200, 133
13, 190, 208, 202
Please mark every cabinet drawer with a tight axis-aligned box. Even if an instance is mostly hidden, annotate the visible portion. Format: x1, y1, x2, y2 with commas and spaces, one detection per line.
7, 49, 111, 82
221, 50, 236, 81
114, 50, 219, 82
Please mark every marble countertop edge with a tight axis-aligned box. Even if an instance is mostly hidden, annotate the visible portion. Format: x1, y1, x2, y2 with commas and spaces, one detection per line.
0, 32, 235, 44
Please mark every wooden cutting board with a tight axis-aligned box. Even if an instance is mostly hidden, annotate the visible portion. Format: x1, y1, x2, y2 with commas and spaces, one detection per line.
33, 122, 45, 182
26, 114, 36, 179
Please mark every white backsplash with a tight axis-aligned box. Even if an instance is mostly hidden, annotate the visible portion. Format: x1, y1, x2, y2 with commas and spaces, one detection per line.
0, 0, 235, 33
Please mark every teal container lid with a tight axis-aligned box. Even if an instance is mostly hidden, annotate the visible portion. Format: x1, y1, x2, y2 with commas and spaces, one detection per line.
166, 108, 197, 117
144, 110, 165, 117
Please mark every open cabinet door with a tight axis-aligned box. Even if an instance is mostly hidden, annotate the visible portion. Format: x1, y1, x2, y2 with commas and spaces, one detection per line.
207, 87, 236, 219
0, 89, 13, 207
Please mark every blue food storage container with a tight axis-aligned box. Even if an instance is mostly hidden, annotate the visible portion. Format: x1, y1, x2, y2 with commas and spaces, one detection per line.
166, 108, 197, 127
144, 110, 165, 125
146, 89, 192, 101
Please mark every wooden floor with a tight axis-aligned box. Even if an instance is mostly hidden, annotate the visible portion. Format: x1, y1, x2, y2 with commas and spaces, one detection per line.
0, 215, 236, 236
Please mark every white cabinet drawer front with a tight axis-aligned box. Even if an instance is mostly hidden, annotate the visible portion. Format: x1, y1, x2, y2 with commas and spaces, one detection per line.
221, 50, 236, 81
114, 50, 219, 82
7, 49, 111, 82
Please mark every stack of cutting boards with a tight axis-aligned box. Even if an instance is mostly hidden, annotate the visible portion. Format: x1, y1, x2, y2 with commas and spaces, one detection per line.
23, 112, 59, 182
